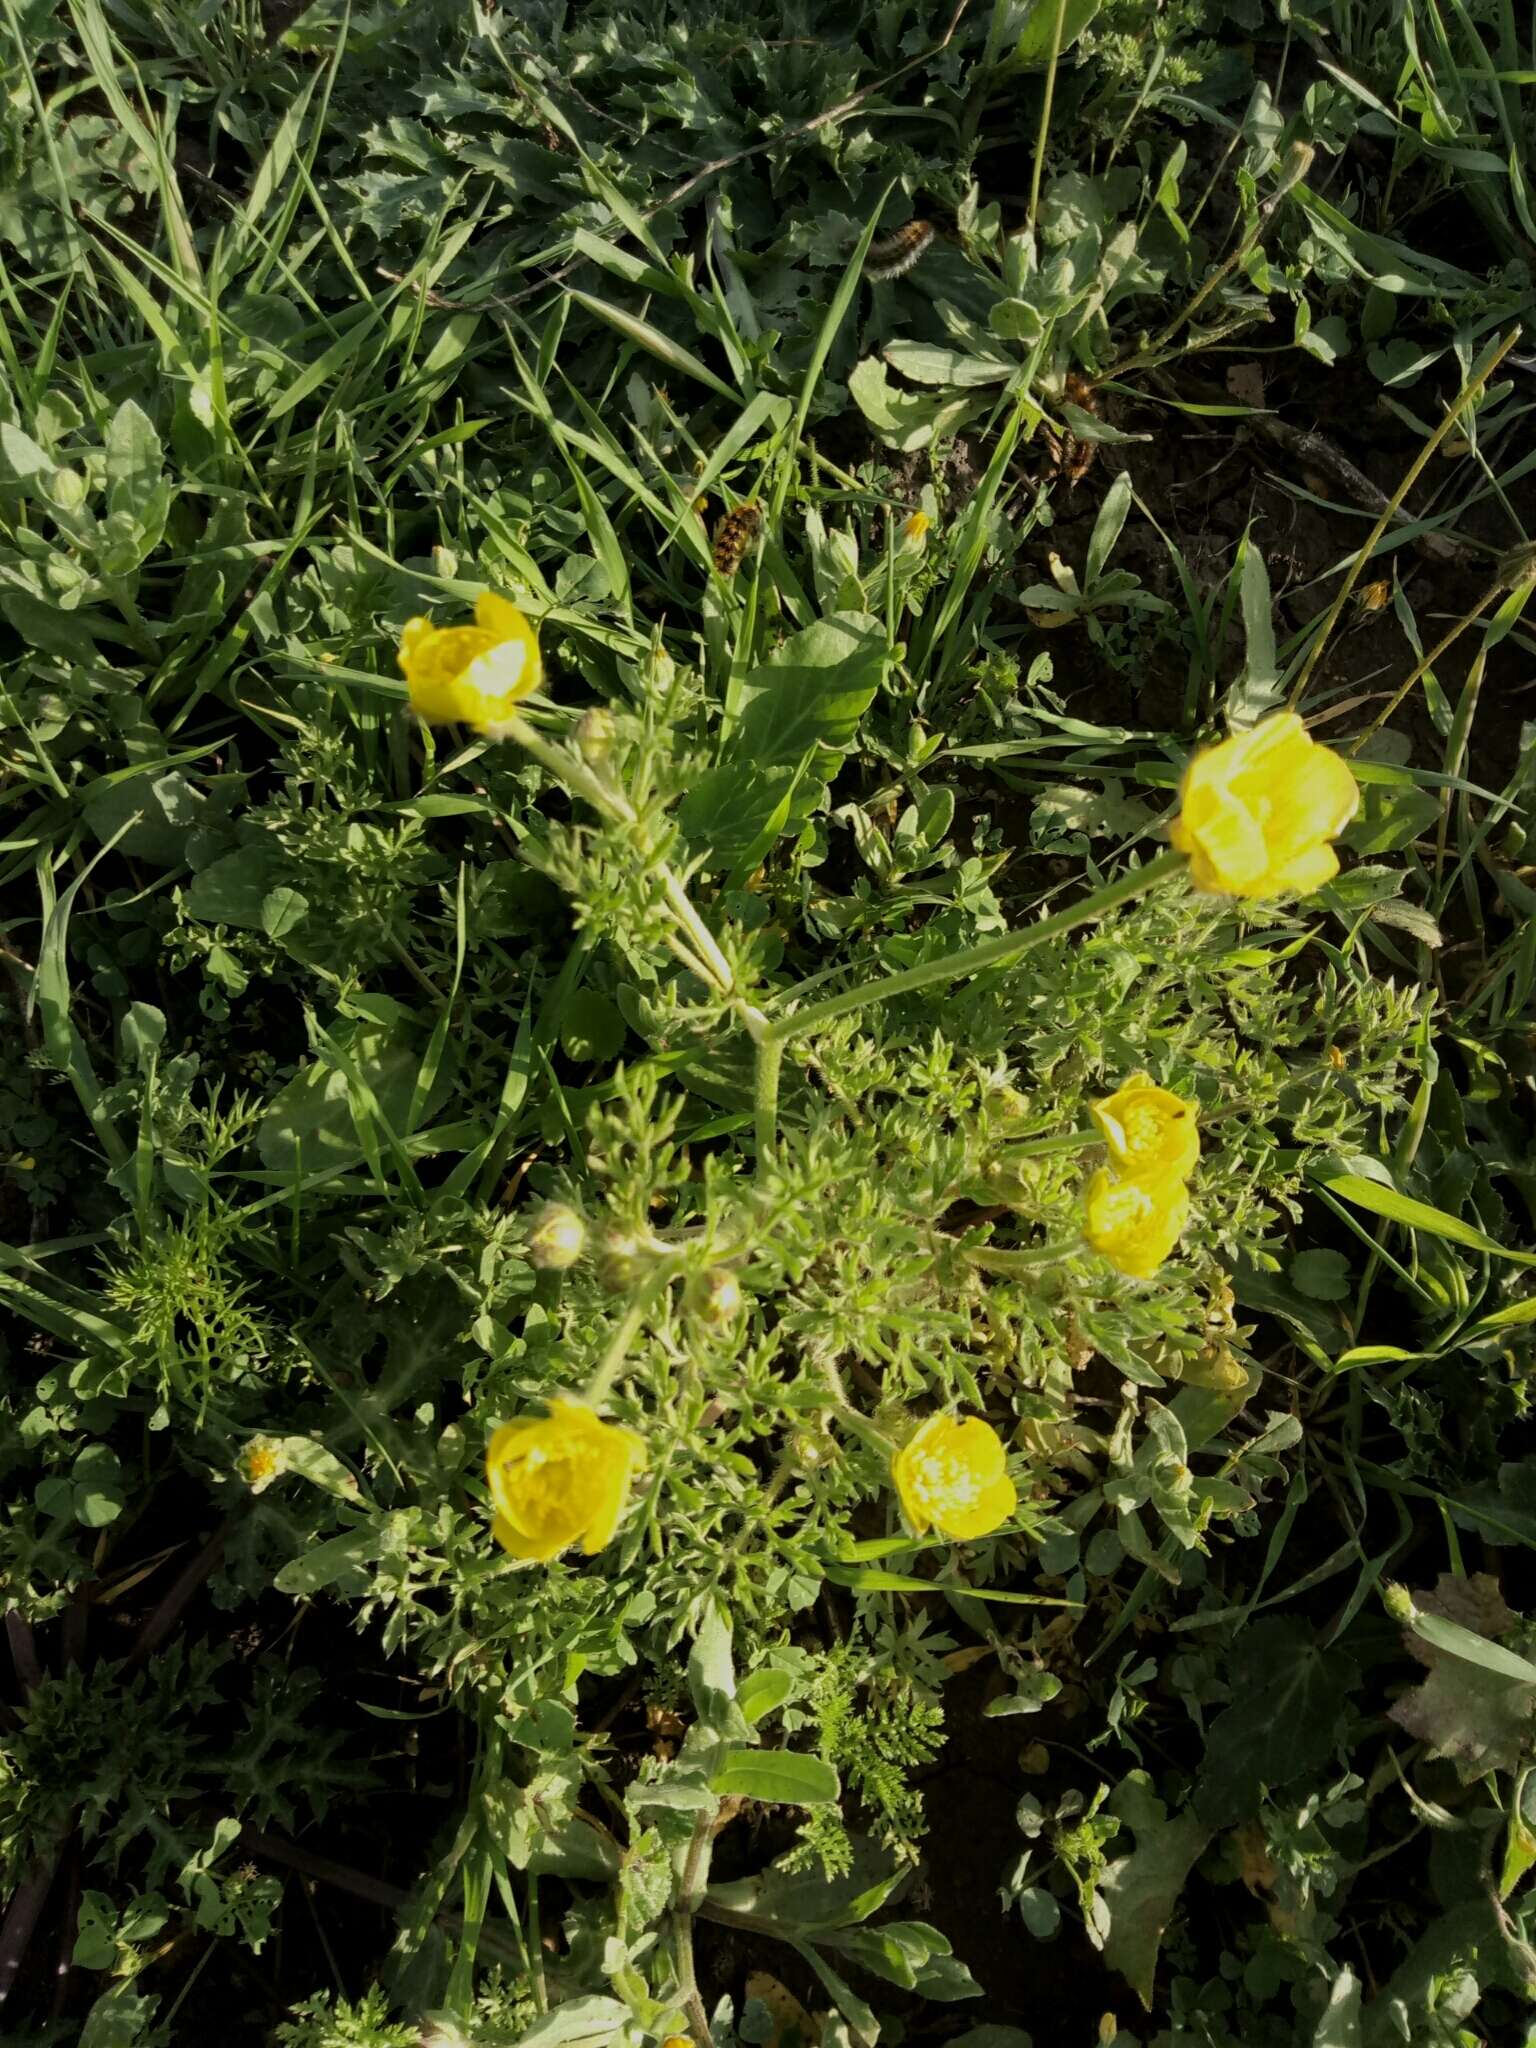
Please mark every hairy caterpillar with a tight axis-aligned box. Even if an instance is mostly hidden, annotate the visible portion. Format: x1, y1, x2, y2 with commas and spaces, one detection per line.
711, 501, 762, 576
865, 219, 936, 282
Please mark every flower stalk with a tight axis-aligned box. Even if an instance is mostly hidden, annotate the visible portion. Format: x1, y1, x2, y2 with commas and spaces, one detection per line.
750, 850, 1186, 1158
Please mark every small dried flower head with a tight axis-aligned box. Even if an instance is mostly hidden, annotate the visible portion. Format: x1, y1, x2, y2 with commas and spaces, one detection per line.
485, 1398, 646, 1562
527, 1202, 586, 1271
396, 593, 542, 732
691, 1266, 742, 1325
238, 1436, 284, 1494
892, 1413, 1017, 1541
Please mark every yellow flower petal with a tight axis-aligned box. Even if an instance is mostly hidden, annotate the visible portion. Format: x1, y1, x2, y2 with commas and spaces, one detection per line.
396, 594, 543, 732
1090, 1075, 1199, 1181
484, 1397, 644, 1563
1084, 1166, 1190, 1279
1172, 713, 1358, 899
892, 1414, 1015, 1541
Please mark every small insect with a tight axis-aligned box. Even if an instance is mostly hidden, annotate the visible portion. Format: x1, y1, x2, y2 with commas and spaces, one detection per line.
866, 219, 936, 282
711, 500, 762, 576
1044, 370, 1100, 488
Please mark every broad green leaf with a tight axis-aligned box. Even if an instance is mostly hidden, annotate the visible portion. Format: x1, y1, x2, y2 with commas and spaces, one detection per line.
1013, 0, 1104, 66
1290, 1250, 1352, 1302
1410, 1613, 1536, 1685
734, 612, 891, 764
516, 1998, 630, 2048
1316, 1173, 1536, 1267
104, 398, 165, 524
1100, 1774, 1211, 2009
848, 357, 976, 451
273, 1523, 383, 1596
1312, 1968, 1361, 2048
277, 1437, 361, 1501
709, 1747, 839, 1806
737, 1667, 795, 1724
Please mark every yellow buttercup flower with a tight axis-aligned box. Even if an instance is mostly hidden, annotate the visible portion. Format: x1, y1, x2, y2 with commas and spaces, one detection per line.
397, 592, 542, 731
1084, 1167, 1190, 1279
891, 1413, 1017, 1541
485, 1397, 645, 1563
1091, 1074, 1199, 1182
1170, 712, 1358, 898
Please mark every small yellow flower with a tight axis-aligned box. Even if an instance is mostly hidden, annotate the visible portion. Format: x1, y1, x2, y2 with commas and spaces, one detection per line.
661, 2038, 694, 2048
1084, 1167, 1190, 1279
397, 592, 543, 731
485, 1398, 645, 1563
1090, 1074, 1199, 1181
902, 509, 930, 542
1170, 712, 1358, 898
891, 1413, 1017, 1542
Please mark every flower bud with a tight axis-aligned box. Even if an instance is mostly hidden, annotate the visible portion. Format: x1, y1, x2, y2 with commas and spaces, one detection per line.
985, 1085, 1030, 1127
575, 707, 617, 766
527, 1202, 586, 1271
691, 1267, 742, 1325
599, 1229, 643, 1292
902, 509, 930, 544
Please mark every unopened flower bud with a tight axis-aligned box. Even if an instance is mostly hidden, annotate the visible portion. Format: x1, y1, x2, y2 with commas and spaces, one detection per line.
691, 1267, 742, 1325
575, 707, 617, 766
985, 1086, 1030, 1127
527, 1202, 586, 1271
431, 544, 459, 580
902, 509, 930, 543
599, 1229, 643, 1292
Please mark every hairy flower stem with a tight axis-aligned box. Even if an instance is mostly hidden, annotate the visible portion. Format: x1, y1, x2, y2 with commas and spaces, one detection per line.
752, 851, 1185, 1159
672, 1814, 716, 2044
500, 713, 770, 1043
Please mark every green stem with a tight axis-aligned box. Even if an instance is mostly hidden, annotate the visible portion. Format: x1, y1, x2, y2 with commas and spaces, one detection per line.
753, 1032, 784, 1165
581, 1279, 664, 1409
1289, 329, 1519, 713
500, 712, 761, 1025
1025, 0, 1071, 242
775, 851, 1183, 1045
751, 850, 1184, 1151
965, 1241, 1076, 1278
